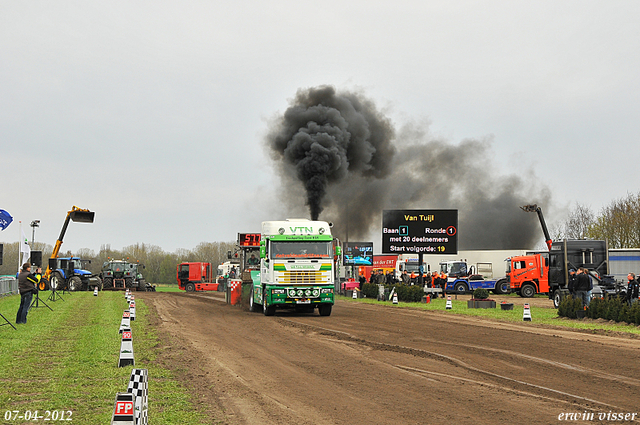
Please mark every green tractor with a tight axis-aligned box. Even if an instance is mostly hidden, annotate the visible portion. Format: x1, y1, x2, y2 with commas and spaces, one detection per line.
100, 260, 151, 291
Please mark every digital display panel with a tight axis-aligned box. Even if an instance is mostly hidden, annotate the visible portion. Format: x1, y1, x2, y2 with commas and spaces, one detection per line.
343, 242, 374, 265
239, 233, 261, 247
382, 209, 458, 255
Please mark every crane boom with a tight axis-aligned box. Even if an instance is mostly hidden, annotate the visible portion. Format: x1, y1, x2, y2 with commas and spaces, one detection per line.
521, 204, 552, 251
44, 206, 95, 279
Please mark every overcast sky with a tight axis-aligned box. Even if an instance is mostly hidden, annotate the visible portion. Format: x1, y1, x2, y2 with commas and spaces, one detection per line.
1, 1, 639, 254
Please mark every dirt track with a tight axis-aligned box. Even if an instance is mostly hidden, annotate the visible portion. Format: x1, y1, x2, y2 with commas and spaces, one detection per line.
139, 292, 640, 424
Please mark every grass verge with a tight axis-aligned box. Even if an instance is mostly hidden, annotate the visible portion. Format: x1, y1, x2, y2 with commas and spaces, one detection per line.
0, 291, 209, 425
338, 295, 640, 335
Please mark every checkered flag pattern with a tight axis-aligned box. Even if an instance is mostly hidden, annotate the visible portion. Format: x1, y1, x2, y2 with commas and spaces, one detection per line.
127, 368, 148, 425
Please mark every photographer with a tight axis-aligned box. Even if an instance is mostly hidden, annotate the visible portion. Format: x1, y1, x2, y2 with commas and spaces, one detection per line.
16, 263, 41, 324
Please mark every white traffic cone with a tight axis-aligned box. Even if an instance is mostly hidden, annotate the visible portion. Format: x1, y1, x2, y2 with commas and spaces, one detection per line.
352, 289, 358, 299
392, 290, 398, 304
523, 303, 532, 321
93, 287, 98, 296
445, 295, 452, 310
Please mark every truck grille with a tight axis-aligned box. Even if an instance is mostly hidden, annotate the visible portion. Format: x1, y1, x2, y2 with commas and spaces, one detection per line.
277, 271, 329, 285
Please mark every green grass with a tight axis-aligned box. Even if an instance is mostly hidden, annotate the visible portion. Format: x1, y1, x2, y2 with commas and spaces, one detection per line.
0, 292, 209, 425
339, 295, 640, 335
153, 283, 184, 292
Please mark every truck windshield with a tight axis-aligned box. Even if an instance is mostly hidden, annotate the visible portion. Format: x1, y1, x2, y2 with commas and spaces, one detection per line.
440, 262, 467, 275
270, 241, 332, 259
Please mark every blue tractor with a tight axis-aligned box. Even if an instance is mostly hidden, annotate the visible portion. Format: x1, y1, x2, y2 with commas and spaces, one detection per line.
48, 257, 102, 291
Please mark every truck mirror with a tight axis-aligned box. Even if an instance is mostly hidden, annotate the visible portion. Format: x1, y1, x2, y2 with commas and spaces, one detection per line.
336, 246, 341, 256
227, 250, 232, 259
260, 246, 266, 258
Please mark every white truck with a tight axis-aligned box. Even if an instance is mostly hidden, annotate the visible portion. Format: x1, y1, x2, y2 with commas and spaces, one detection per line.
248, 219, 339, 316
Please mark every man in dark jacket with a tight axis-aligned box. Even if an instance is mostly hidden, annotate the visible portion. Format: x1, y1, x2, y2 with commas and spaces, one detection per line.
626, 273, 639, 305
574, 267, 591, 308
16, 263, 41, 324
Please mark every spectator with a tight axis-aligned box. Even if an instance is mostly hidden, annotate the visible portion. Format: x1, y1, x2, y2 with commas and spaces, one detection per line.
567, 269, 577, 295
400, 271, 409, 285
439, 272, 448, 297
626, 273, 639, 305
574, 268, 591, 308
16, 263, 41, 325
358, 273, 366, 291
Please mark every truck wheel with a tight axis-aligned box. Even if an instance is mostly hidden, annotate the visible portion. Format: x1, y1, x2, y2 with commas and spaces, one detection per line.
318, 304, 332, 316
553, 290, 562, 308
185, 283, 195, 292
68, 276, 82, 291
521, 284, 536, 298
454, 282, 468, 294
263, 295, 275, 316
249, 287, 260, 312
495, 278, 510, 294
125, 278, 134, 288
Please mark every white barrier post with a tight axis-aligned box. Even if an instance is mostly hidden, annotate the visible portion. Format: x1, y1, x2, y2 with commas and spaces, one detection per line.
111, 392, 135, 425
118, 330, 135, 367
119, 310, 131, 334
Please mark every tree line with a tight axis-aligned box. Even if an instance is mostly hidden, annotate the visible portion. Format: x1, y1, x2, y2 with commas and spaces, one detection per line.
0, 241, 236, 283
2, 191, 638, 280
555, 191, 640, 249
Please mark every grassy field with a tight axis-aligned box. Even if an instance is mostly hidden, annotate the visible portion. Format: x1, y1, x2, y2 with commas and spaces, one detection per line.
0, 291, 208, 425
338, 295, 640, 335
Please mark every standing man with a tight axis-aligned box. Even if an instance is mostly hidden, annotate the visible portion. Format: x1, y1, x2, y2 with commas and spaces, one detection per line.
16, 263, 41, 324
574, 268, 591, 308
567, 269, 577, 296
626, 273, 639, 306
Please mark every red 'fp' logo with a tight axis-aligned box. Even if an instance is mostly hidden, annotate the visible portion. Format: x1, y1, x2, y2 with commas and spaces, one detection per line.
115, 401, 133, 414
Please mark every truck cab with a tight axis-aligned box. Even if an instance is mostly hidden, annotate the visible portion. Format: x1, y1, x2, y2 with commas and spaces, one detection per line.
177, 262, 217, 292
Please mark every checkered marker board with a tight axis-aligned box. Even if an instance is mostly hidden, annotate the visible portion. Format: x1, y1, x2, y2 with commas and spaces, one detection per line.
127, 369, 149, 425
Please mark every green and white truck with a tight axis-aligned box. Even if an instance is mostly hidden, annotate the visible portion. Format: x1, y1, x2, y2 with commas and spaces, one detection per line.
248, 219, 339, 316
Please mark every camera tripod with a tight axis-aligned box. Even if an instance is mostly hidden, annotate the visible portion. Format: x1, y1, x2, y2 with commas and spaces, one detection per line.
47, 286, 65, 302
0, 312, 17, 330
31, 288, 53, 311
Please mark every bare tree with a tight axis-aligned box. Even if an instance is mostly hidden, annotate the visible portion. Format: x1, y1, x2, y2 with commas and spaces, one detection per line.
561, 203, 595, 239
588, 192, 640, 248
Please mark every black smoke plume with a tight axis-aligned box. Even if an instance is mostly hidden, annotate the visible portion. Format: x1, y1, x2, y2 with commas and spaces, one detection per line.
266, 85, 395, 220
266, 86, 551, 249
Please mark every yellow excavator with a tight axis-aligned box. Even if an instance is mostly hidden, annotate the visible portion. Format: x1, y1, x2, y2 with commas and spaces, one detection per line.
42, 206, 97, 291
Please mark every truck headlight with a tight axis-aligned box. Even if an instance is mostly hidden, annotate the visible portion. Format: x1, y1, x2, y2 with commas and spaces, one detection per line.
272, 289, 285, 294
321, 288, 333, 294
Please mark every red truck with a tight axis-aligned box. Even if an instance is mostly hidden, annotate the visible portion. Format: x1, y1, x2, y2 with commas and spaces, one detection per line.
176, 262, 218, 292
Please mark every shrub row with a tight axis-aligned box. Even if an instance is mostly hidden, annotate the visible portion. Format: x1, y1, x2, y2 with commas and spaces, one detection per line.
558, 295, 640, 325
361, 283, 425, 302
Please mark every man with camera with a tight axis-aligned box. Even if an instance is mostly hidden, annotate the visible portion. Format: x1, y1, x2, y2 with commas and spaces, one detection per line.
16, 262, 42, 324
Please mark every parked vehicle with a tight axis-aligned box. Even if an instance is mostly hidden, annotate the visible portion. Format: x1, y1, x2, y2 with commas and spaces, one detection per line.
177, 262, 217, 292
